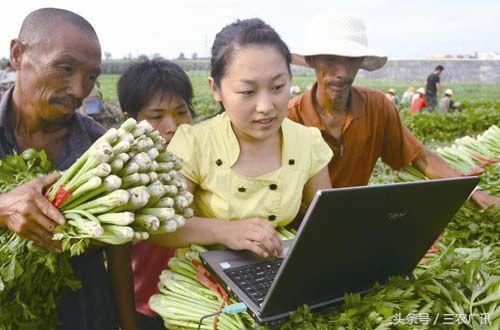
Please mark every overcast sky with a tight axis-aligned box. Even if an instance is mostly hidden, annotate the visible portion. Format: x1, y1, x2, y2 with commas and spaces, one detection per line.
2, 0, 499, 60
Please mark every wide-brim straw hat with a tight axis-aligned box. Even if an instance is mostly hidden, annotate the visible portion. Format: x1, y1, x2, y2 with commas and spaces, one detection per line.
291, 14, 387, 71
445, 88, 453, 96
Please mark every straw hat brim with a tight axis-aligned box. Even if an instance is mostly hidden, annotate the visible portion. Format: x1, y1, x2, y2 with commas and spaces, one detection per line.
291, 40, 387, 71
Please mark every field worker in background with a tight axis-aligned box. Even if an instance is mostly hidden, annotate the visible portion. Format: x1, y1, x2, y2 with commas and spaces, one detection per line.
401, 86, 415, 105
0, 61, 17, 93
288, 13, 499, 208
385, 88, 399, 106
0, 61, 17, 83
439, 89, 459, 112
425, 65, 444, 111
411, 86, 422, 106
411, 87, 427, 113
0, 8, 136, 330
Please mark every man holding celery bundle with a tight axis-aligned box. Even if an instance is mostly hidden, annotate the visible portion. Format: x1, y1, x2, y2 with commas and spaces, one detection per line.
0, 8, 135, 330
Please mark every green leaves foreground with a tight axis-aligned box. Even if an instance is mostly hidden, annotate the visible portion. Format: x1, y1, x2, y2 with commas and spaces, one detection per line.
0, 150, 79, 329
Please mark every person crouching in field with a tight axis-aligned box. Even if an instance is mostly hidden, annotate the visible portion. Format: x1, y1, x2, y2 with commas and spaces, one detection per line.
438, 88, 460, 112
117, 58, 195, 330
411, 87, 427, 114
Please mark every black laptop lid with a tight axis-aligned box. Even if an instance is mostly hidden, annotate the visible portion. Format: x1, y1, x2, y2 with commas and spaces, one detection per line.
261, 177, 478, 317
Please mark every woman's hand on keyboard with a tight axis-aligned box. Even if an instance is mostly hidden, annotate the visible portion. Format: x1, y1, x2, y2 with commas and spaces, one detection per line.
217, 218, 283, 258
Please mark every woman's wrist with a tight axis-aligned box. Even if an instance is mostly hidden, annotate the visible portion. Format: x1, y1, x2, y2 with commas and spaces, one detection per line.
208, 218, 227, 246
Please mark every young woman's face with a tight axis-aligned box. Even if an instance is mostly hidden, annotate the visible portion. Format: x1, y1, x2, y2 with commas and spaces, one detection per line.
210, 45, 290, 142
136, 93, 192, 144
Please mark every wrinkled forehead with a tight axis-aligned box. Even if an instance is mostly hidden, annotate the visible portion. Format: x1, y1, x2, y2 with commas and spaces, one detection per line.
31, 22, 101, 64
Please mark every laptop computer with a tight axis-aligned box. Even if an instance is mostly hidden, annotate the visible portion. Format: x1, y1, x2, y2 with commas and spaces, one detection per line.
200, 177, 479, 324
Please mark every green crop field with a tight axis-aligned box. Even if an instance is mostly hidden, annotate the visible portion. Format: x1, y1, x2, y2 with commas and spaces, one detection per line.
98, 72, 500, 119
99, 71, 500, 114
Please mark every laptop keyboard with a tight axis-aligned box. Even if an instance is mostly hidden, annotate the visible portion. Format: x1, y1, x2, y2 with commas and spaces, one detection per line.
224, 259, 282, 305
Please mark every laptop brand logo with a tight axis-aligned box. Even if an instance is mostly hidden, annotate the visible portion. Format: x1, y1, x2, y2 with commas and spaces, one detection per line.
387, 211, 408, 221
219, 262, 231, 269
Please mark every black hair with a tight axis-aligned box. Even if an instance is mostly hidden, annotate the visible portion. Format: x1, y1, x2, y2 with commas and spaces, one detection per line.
435, 65, 444, 71
19, 8, 98, 46
118, 58, 195, 119
210, 18, 291, 87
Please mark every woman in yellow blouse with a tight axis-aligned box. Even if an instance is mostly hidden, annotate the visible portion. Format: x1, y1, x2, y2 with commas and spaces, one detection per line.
154, 18, 332, 258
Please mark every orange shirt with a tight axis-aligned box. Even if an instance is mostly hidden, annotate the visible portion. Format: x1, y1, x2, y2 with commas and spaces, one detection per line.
288, 84, 423, 188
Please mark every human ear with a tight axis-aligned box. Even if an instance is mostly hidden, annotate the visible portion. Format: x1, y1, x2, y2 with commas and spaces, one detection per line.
208, 77, 222, 102
10, 39, 25, 70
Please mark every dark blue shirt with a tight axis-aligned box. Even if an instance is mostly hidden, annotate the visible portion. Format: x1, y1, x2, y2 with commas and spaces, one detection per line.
0, 88, 118, 330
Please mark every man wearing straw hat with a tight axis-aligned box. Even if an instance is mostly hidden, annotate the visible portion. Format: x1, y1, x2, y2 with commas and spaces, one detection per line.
385, 88, 398, 106
288, 14, 498, 208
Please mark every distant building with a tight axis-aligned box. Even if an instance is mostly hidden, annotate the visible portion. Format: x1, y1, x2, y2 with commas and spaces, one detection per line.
476, 52, 500, 60
427, 51, 500, 60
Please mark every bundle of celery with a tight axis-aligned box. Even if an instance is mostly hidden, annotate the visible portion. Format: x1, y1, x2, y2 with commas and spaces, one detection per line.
45, 118, 193, 255
400, 124, 499, 193
150, 228, 296, 329
434, 125, 499, 176
150, 245, 251, 330
0, 150, 80, 329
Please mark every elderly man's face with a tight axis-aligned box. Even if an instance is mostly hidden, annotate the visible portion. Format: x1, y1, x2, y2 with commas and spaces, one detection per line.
307, 55, 363, 104
13, 23, 101, 122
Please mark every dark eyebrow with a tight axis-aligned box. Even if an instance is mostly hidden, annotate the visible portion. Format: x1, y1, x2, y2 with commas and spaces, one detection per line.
239, 73, 287, 84
149, 102, 187, 112
53, 54, 101, 74
53, 54, 78, 63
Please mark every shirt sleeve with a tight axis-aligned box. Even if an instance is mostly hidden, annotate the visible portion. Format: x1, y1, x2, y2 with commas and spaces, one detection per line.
381, 99, 423, 170
166, 124, 200, 184
308, 127, 333, 178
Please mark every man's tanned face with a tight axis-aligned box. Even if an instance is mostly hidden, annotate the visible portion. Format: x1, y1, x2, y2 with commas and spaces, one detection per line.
14, 21, 101, 123
307, 55, 363, 105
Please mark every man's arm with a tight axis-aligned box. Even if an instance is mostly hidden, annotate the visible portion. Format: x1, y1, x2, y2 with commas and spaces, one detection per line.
412, 148, 499, 208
